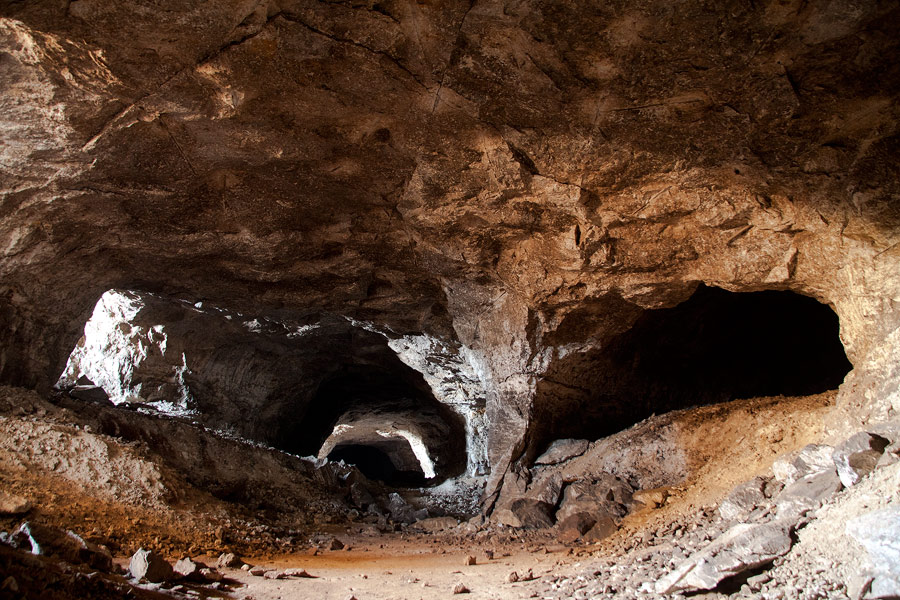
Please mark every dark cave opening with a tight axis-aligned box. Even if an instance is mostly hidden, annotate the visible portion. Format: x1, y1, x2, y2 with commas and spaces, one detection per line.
328, 442, 428, 487
281, 362, 468, 487
529, 285, 853, 459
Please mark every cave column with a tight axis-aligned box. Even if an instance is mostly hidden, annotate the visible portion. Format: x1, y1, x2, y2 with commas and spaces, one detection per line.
443, 281, 541, 506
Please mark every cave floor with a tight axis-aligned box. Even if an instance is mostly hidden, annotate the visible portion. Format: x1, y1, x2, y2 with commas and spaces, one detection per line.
0, 387, 852, 600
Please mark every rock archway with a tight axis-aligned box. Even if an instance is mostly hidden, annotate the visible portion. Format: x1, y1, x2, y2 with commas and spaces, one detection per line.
526, 284, 853, 460
56, 289, 471, 486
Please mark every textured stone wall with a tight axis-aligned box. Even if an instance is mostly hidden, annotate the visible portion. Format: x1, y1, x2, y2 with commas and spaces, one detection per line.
1, 1, 898, 496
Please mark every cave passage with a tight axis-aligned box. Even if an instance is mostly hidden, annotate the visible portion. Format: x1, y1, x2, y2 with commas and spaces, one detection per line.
529, 285, 853, 457
328, 442, 429, 487
56, 289, 468, 487
279, 362, 468, 487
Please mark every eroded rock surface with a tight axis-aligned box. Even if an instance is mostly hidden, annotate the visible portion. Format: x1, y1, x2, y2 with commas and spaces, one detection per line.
0, 0, 898, 506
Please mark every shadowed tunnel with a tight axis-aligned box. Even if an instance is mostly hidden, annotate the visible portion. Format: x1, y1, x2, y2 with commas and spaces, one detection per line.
528, 285, 853, 458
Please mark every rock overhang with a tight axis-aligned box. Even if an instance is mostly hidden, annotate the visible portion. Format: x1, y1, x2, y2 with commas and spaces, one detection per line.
0, 0, 898, 493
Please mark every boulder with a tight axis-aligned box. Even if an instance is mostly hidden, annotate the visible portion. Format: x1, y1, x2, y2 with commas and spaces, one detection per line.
327, 537, 345, 551
846, 506, 900, 600
349, 482, 376, 509
10, 522, 112, 571
719, 477, 769, 521
173, 557, 206, 581
555, 475, 633, 523
386, 493, 417, 523
582, 516, 618, 542
129, 548, 174, 583
69, 385, 111, 404
534, 439, 590, 466
556, 513, 597, 543
216, 552, 243, 569
263, 570, 286, 580
774, 468, 842, 522
772, 444, 835, 485
655, 523, 793, 594
832, 432, 890, 488
525, 472, 565, 506
632, 488, 668, 509
493, 499, 555, 529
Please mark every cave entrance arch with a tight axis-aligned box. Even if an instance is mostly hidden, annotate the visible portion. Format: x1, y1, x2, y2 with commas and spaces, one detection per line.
279, 362, 468, 487
56, 289, 469, 487
528, 284, 853, 459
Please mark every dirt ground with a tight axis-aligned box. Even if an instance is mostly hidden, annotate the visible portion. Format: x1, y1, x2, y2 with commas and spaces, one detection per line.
0, 387, 844, 600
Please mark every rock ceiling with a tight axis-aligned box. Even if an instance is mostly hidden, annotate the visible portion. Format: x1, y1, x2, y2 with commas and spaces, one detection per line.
1, 0, 899, 490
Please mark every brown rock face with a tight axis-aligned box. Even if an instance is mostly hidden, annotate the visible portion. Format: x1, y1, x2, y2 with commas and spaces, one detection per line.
1, 1, 898, 500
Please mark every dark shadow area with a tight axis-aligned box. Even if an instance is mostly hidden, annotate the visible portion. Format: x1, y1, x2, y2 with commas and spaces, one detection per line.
328, 442, 427, 487
279, 361, 467, 487
528, 285, 852, 459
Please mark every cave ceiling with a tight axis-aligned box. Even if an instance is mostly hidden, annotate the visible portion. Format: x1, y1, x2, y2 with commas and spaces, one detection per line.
1, 1, 899, 481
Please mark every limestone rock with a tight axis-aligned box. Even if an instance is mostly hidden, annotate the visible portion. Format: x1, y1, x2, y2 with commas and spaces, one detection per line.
555, 475, 633, 523
833, 432, 891, 488
772, 444, 835, 485
452, 582, 470, 594
846, 507, 900, 600
11, 522, 112, 571
200, 568, 223, 582
774, 468, 843, 522
719, 477, 769, 521
582, 517, 618, 543
216, 552, 243, 569
284, 568, 314, 578
386, 493, 418, 523
534, 439, 590, 466
557, 512, 597, 543
416, 517, 459, 533
68, 385, 110, 404
632, 488, 668, 509
493, 499, 555, 529
174, 557, 205, 581
326, 537, 345, 551
129, 548, 174, 583
655, 523, 793, 594
524, 471, 565, 507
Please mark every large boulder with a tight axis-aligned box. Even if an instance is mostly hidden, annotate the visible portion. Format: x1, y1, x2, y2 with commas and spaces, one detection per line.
555, 475, 633, 523
655, 523, 793, 594
493, 499, 555, 529
534, 439, 590, 466
129, 548, 174, 583
774, 468, 843, 523
772, 444, 835, 485
718, 477, 769, 521
10, 522, 112, 571
833, 432, 891, 488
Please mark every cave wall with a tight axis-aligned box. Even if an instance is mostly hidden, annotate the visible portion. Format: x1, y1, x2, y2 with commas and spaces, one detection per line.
1, 0, 899, 497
